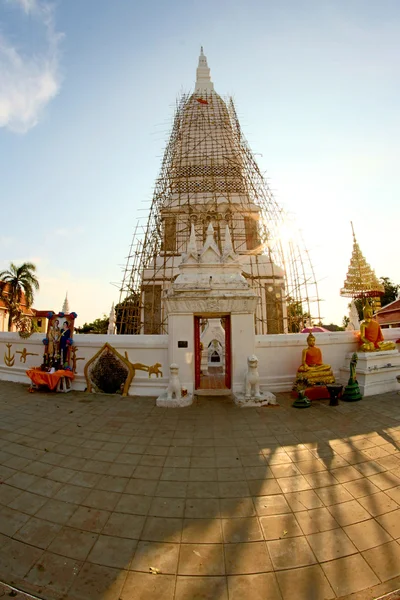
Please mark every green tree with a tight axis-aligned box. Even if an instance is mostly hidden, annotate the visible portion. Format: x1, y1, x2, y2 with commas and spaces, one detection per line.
380, 277, 400, 307
323, 323, 345, 332
0, 262, 39, 331
75, 315, 109, 334
354, 276, 399, 321
342, 315, 350, 329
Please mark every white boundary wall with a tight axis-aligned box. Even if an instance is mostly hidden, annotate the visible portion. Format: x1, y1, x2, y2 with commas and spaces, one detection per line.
1, 329, 399, 395
0, 333, 169, 397
256, 329, 400, 392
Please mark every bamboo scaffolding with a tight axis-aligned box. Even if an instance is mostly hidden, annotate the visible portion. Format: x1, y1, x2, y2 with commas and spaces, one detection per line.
118, 90, 321, 334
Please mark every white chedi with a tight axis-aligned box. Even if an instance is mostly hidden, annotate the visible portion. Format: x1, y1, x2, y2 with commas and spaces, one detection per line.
346, 300, 360, 331
61, 292, 69, 314
107, 302, 117, 335
156, 364, 193, 408
234, 355, 277, 407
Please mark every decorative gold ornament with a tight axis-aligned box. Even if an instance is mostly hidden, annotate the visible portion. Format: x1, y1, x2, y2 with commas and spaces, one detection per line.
70, 346, 85, 374
124, 352, 163, 378
4, 343, 15, 367
15, 316, 37, 339
84, 344, 164, 396
148, 363, 163, 378
85, 343, 135, 397
341, 223, 384, 300
16, 348, 38, 363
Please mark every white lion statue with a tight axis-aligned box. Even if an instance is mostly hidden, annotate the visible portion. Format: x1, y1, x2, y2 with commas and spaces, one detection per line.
245, 354, 261, 399
157, 363, 192, 408
233, 354, 276, 407
167, 363, 182, 401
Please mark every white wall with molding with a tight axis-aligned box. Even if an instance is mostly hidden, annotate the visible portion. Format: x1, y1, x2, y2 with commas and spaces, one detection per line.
0, 333, 169, 396
1, 329, 399, 396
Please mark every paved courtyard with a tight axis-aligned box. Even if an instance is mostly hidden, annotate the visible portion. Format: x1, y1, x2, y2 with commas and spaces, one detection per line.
0, 381, 400, 600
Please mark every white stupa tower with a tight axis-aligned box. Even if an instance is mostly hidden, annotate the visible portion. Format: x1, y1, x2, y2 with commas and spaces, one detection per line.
107, 302, 117, 335
119, 49, 319, 335
61, 293, 69, 314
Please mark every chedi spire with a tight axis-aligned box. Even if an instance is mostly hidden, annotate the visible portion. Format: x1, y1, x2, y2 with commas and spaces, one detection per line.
340, 222, 384, 300
62, 293, 69, 314
195, 46, 214, 93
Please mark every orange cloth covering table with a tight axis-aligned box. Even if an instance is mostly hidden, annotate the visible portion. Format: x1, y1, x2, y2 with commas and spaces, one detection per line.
26, 368, 74, 391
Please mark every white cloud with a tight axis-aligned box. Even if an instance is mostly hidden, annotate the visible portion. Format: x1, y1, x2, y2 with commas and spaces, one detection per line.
0, 0, 63, 133
12, 0, 38, 13
53, 226, 85, 238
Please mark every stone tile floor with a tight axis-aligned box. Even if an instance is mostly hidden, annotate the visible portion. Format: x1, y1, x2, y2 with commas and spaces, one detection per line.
199, 366, 227, 390
0, 381, 400, 599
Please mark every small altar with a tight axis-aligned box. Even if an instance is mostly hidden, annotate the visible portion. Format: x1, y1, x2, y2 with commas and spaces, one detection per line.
340, 350, 400, 396
26, 368, 74, 392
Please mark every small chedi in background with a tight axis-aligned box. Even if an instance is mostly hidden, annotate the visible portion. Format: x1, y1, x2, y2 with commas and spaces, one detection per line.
346, 300, 360, 331
295, 333, 335, 387
42, 312, 77, 371
359, 303, 395, 352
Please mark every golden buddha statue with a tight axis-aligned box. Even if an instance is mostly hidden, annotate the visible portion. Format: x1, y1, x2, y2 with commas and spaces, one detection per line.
295, 333, 335, 386
359, 304, 396, 352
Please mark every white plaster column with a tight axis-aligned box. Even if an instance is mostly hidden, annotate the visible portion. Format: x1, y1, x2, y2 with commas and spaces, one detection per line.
231, 313, 256, 394
167, 313, 194, 394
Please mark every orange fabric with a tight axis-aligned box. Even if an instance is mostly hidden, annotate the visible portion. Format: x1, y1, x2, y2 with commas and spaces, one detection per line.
26, 368, 74, 391
363, 320, 384, 348
305, 347, 323, 366
196, 98, 208, 105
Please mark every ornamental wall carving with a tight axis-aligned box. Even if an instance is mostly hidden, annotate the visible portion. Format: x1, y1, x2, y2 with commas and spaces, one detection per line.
164, 295, 258, 315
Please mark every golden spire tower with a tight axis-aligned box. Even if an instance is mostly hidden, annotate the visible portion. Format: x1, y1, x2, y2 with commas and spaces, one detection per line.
340, 223, 384, 309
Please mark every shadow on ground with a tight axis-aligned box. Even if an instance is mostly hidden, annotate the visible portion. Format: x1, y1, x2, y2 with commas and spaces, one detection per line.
0, 381, 400, 599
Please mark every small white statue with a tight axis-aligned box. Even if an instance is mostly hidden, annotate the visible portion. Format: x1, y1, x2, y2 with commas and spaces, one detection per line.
346, 300, 360, 332
107, 302, 117, 335
233, 354, 276, 407
157, 362, 192, 407
245, 355, 261, 399
167, 363, 182, 401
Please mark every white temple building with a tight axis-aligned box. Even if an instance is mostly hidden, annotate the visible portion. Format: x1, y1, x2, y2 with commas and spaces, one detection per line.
119, 48, 320, 336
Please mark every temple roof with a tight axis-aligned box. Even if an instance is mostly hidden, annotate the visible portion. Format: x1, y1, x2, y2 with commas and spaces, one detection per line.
0, 282, 34, 316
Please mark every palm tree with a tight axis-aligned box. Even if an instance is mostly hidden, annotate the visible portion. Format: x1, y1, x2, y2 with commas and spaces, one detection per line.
0, 262, 40, 331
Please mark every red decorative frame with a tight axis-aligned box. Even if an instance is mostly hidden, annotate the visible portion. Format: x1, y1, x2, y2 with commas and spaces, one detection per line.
44, 312, 76, 368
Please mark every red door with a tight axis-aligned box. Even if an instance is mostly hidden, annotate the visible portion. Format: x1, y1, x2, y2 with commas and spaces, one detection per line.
194, 315, 231, 391
224, 315, 231, 389
194, 316, 201, 389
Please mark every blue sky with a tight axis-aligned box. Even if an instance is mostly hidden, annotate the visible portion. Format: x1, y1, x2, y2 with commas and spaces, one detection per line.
1, 0, 399, 326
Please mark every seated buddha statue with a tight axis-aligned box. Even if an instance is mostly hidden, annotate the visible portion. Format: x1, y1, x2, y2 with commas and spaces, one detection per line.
295, 333, 335, 386
359, 304, 396, 352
